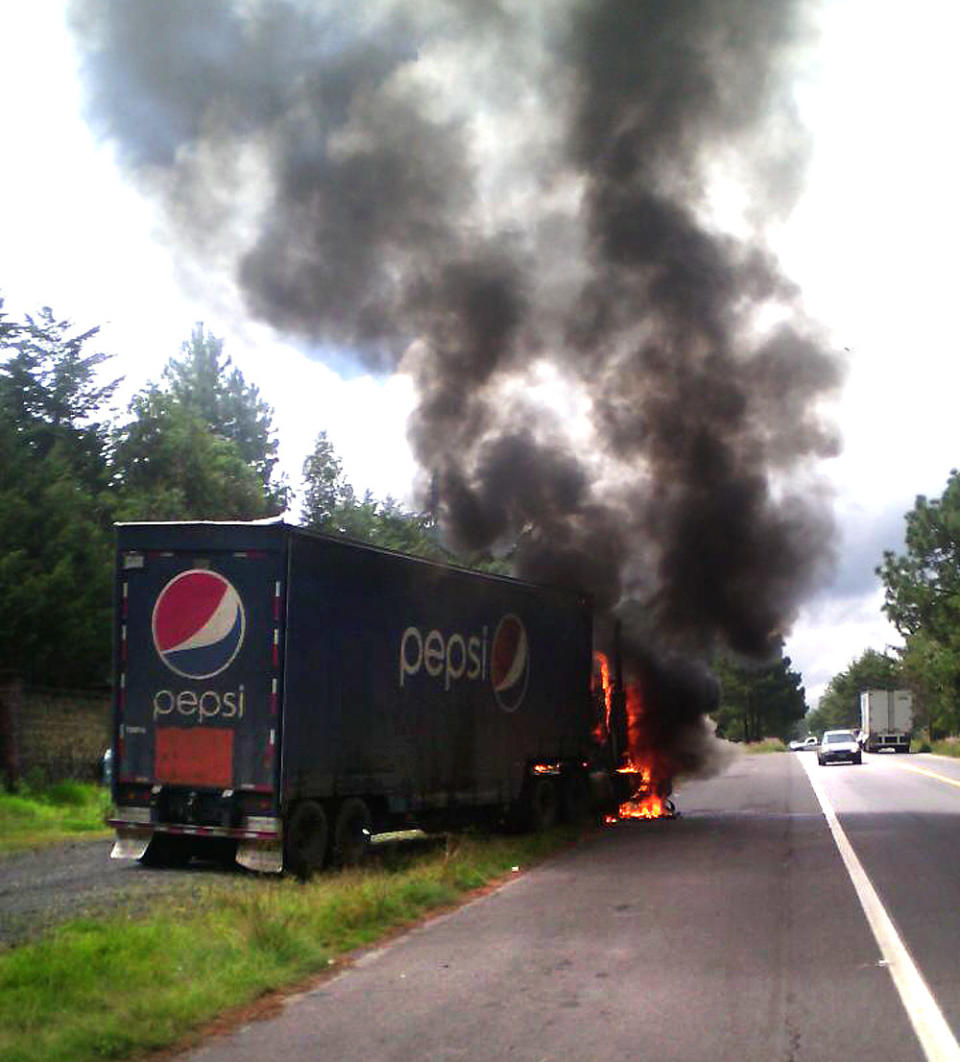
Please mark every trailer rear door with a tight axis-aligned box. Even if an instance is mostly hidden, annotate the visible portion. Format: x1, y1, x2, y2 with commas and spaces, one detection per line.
116, 543, 283, 797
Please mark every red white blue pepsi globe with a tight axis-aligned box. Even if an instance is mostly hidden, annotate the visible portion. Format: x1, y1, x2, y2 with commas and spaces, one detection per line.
151, 570, 246, 679
490, 614, 529, 712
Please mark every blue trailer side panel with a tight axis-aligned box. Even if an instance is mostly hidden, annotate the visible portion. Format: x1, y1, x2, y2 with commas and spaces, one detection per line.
280, 530, 593, 810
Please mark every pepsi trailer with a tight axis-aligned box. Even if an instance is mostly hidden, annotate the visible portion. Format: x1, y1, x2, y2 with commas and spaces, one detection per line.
108, 520, 604, 874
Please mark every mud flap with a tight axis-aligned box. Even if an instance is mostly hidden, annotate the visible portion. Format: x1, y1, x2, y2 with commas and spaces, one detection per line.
111, 830, 151, 861
236, 840, 283, 874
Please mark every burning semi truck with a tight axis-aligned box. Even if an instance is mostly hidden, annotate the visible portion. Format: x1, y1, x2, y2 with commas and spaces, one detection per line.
108, 520, 670, 875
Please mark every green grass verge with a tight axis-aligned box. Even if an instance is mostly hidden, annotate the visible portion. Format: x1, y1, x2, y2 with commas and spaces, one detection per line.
0, 827, 581, 1062
741, 738, 787, 754
0, 783, 112, 855
928, 737, 960, 757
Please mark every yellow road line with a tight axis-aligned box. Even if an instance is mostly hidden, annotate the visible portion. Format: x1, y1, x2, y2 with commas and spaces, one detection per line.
890, 760, 960, 790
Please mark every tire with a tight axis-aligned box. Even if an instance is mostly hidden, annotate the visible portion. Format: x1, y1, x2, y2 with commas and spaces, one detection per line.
524, 776, 558, 832
139, 833, 193, 868
211, 838, 239, 868
284, 800, 330, 878
332, 798, 372, 867
560, 770, 591, 824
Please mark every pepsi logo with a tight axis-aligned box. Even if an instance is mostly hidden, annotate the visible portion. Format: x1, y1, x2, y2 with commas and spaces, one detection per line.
490, 614, 529, 713
398, 613, 530, 712
152, 570, 246, 680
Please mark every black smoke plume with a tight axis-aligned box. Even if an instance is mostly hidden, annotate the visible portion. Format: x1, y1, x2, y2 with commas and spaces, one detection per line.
69, 0, 843, 774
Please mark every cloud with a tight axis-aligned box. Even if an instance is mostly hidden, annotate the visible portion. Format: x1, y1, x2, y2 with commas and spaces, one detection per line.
815, 499, 908, 602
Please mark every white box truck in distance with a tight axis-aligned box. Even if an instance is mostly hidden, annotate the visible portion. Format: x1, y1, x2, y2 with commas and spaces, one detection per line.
860, 689, 913, 753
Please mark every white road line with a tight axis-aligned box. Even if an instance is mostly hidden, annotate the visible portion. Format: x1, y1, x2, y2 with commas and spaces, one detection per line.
799, 754, 960, 1061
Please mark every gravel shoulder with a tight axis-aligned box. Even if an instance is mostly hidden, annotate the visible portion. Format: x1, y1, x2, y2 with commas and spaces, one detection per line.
0, 838, 237, 948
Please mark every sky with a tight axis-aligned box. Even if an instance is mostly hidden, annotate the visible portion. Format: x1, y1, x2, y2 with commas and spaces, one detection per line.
1, 0, 958, 709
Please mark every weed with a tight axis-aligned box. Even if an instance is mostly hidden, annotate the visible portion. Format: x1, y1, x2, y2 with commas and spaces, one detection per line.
742, 738, 787, 754
42, 782, 94, 808
0, 783, 111, 854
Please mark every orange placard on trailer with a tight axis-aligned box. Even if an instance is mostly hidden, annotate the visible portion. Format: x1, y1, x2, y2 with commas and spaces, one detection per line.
155, 728, 234, 788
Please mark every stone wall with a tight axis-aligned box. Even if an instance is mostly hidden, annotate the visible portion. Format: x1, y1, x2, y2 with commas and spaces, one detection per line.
0, 676, 111, 784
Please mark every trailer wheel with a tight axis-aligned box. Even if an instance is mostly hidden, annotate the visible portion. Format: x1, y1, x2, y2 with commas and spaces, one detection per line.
524, 777, 558, 832
333, 798, 372, 866
138, 833, 192, 868
284, 801, 330, 878
560, 770, 591, 824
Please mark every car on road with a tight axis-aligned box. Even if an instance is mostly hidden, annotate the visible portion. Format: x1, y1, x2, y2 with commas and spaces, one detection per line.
818, 729, 862, 766
789, 736, 819, 751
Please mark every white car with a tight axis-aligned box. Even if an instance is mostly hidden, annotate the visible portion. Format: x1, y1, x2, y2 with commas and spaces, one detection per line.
789, 736, 818, 751
818, 729, 862, 766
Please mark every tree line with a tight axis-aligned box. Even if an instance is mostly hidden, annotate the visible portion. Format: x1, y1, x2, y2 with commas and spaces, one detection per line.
14, 299, 953, 745
0, 300, 472, 688
0, 299, 811, 739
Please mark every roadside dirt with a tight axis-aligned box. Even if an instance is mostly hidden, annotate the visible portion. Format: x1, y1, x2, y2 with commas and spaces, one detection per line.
0, 838, 240, 948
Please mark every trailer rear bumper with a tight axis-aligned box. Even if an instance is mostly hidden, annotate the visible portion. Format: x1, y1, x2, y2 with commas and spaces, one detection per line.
109, 818, 283, 872
865, 734, 911, 753
108, 817, 279, 841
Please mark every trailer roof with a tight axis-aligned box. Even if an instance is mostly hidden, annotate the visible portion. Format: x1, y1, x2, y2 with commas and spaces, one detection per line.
114, 519, 592, 604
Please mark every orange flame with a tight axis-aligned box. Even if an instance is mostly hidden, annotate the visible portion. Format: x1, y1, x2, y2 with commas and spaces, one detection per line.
610, 682, 674, 821
591, 651, 611, 742
616, 759, 667, 819
592, 651, 674, 821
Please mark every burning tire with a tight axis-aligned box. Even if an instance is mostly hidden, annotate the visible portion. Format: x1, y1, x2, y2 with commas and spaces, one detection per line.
333, 798, 372, 866
284, 800, 330, 878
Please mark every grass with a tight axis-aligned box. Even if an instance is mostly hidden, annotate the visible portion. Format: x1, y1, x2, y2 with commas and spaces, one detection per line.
741, 738, 787, 754
927, 736, 960, 757
0, 826, 582, 1062
0, 782, 112, 855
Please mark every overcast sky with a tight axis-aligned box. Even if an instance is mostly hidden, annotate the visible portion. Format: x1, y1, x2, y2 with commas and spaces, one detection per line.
2, 0, 958, 709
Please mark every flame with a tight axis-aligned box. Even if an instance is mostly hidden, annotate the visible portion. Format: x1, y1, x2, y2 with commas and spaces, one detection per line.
592, 651, 611, 742
616, 759, 667, 819
593, 650, 675, 821
610, 682, 674, 821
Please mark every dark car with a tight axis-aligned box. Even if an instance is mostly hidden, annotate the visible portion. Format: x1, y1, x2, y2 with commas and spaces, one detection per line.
818, 729, 862, 766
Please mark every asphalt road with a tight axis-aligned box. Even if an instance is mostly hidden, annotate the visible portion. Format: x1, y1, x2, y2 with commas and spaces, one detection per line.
808, 750, 960, 1054
176, 751, 960, 1062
